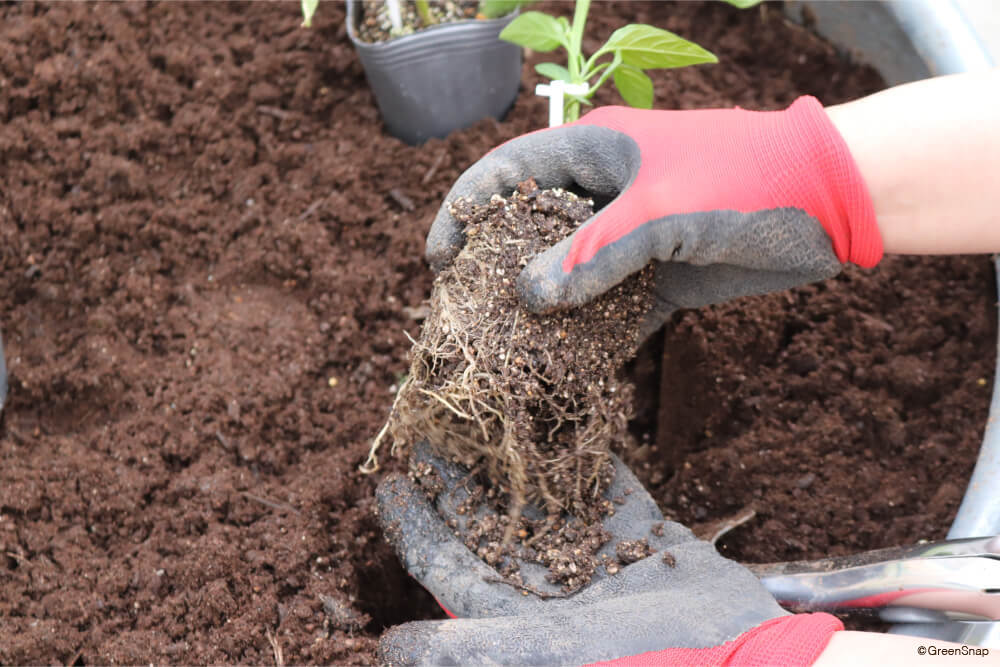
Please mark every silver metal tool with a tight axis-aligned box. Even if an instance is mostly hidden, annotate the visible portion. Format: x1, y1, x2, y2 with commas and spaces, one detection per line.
747, 535, 1000, 626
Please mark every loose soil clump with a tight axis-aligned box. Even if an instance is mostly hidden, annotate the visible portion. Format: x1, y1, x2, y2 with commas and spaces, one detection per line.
379, 179, 654, 522
410, 454, 664, 595
411, 459, 619, 595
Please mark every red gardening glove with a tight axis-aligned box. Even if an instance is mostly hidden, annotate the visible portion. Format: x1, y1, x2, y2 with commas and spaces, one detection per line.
427, 97, 881, 335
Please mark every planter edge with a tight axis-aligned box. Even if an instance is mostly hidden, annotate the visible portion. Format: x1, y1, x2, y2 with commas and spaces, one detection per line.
791, 0, 997, 647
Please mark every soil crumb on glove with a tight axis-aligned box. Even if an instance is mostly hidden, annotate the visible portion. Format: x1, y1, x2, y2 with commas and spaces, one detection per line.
381, 179, 654, 520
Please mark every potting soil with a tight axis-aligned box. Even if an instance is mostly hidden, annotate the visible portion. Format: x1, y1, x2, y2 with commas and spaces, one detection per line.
355, 0, 478, 43
1, 1, 994, 664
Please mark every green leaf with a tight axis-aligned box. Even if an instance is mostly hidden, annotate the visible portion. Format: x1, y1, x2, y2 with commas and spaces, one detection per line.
535, 62, 571, 81
301, 0, 319, 27
721, 0, 764, 8
499, 11, 565, 52
604, 24, 718, 69
613, 64, 654, 109
478, 0, 536, 20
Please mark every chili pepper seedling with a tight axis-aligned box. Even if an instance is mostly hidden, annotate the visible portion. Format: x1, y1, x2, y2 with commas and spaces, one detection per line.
499, 0, 761, 123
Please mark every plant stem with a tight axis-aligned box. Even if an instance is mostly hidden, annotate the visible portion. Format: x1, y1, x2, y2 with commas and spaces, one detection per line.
582, 46, 611, 80
415, 0, 434, 26
565, 0, 591, 122
588, 52, 620, 100
567, 0, 590, 77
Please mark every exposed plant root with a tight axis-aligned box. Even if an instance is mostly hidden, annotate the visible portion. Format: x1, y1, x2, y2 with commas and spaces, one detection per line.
376, 180, 653, 517
359, 376, 411, 474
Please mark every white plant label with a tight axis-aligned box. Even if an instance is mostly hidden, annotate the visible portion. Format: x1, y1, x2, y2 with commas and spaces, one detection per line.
536, 80, 588, 127
386, 0, 403, 32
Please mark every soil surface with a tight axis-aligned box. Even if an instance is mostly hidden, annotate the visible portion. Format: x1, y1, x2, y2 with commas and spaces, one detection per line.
0, 1, 993, 664
636, 253, 997, 565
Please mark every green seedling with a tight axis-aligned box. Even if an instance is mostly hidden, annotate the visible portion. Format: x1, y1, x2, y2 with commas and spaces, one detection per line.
415, 0, 433, 25
301, 0, 319, 28
478, 0, 535, 20
500, 0, 761, 123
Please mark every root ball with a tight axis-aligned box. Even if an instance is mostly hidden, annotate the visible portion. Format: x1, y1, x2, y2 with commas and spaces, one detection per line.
386, 179, 654, 517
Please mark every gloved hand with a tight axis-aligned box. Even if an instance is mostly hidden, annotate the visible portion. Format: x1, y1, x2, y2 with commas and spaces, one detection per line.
376, 441, 843, 665
427, 97, 882, 337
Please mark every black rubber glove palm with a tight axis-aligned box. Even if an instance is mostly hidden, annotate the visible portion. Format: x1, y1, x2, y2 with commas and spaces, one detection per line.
375, 442, 788, 665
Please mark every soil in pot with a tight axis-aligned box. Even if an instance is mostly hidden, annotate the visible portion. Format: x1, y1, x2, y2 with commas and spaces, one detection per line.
356, 0, 480, 42
1, 1, 993, 664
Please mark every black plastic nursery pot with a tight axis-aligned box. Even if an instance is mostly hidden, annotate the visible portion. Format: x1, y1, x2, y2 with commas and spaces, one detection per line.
346, 1, 522, 145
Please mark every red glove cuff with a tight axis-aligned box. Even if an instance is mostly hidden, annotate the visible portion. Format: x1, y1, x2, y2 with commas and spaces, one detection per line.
586, 613, 844, 667
775, 96, 882, 267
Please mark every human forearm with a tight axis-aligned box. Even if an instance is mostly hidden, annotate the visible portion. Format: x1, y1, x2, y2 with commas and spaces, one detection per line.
826, 68, 1000, 256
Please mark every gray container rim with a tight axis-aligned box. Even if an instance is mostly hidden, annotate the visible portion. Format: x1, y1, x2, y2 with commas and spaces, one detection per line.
791, 0, 996, 648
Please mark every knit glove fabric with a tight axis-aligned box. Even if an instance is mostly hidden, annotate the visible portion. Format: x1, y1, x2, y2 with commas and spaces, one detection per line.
427, 97, 881, 337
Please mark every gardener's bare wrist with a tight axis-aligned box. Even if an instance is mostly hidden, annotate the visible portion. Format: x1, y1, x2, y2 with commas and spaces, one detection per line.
826, 70, 1000, 256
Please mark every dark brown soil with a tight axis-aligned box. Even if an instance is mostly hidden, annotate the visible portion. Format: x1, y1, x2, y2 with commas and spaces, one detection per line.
411, 455, 618, 595
634, 253, 997, 564
0, 1, 992, 664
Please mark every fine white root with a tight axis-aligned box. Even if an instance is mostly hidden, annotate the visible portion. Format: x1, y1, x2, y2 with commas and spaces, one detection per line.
359, 376, 411, 474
